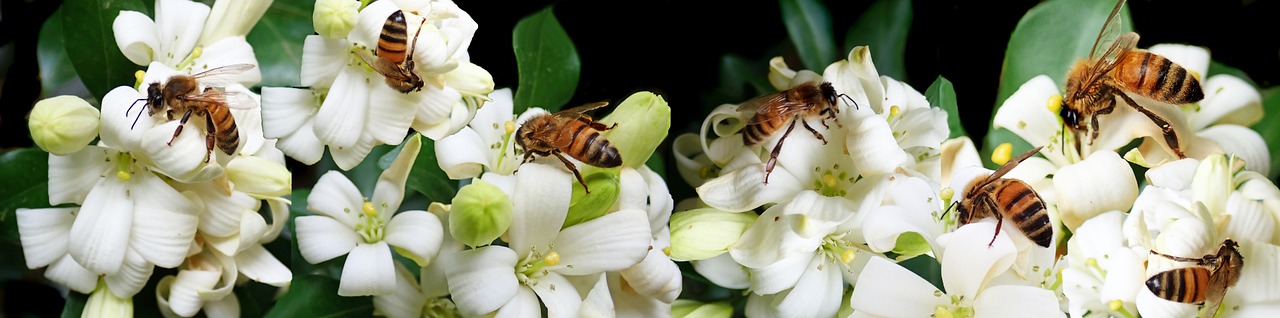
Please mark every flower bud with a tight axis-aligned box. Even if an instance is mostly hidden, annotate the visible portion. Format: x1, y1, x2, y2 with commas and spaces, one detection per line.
85, 280, 133, 317
28, 95, 100, 155
442, 61, 495, 99
450, 179, 512, 247
313, 0, 359, 39
227, 156, 292, 198
673, 299, 734, 318
668, 208, 756, 261
600, 91, 671, 169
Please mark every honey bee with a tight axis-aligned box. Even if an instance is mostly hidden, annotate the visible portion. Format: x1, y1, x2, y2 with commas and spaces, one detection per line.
128, 63, 257, 162
359, 9, 426, 93
1060, 0, 1203, 158
955, 146, 1052, 248
515, 102, 622, 193
738, 81, 853, 184
1145, 239, 1243, 314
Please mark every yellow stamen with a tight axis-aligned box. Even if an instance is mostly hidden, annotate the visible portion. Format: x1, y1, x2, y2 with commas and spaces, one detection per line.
134, 70, 146, 89
662, 246, 671, 256
1108, 300, 1124, 311
991, 143, 1013, 165
888, 105, 901, 120
362, 201, 377, 218
822, 172, 838, 189
940, 187, 955, 204
176, 47, 203, 71
840, 249, 856, 264
116, 171, 131, 182
505, 120, 516, 134
115, 153, 132, 182
543, 251, 560, 266
1047, 93, 1063, 114
935, 307, 953, 318
1189, 70, 1202, 81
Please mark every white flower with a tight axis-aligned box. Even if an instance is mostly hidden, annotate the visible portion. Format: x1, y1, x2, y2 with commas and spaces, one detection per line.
1061, 211, 1147, 318
28, 95, 100, 155
16, 208, 99, 294
435, 88, 522, 179
113, 0, 261, 85
373, 203, 465, 318
200, 0, 272, 45
444, 163, 652, 317
155, 248, 240, 318
849, 222, 1065, 317
295, 135, 445, 296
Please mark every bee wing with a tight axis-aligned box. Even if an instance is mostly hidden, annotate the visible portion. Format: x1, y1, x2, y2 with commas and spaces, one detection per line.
736, 92, 803, 125
1089, 32, 1138, 78
552, 102, 609, 121
190, 63, 257, 87
985, 146, 1043, 182
357, 49, 412, 80
1088, 0, 1129, 59
182, 90, 257, 109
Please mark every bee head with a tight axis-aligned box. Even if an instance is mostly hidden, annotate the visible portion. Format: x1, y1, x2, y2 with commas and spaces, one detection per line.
146, 82, 164, 112
1060, 106, 1081, 130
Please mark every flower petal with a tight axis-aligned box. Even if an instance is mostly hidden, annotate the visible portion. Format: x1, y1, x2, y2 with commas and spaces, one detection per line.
234, 244, 292, 287
313, 67, 370, 148
692, 254, 750, 289
774, 256, 844, 318
495, 287, 540, 318
1234, 240, 1280, 304
100, 86, 155, 152
550, 209, 651, 275
1199, 125, 1270, 176
104, 249, 154, 298
329, 132, 379, 170
384, 211, 443, 266
294, 215, 359, 264
941, 136, 982, 187
275, 120, 326, 165
373, 133, 421, 215
509, 163, 572, 256
153, 0, 210, 66
939, 221, 1017, 299
373, 264, 425, 318
748, 252, 811, 294
823, 46, 883, 113
45, 255, 98, 294
307, 171, 362, 226
167, 269, 222, 317
845, 106, 913, 176
1135, 286, 1197, 318
411, 85, 465, 139
1195, 75, 1263, 129
728, 205, 819, 270
435, 127, 488, 179
696, 150, 805, 212
130, 173, 199, 268
48, 147, 109, 205
579, 273, 614, 318
365, 83, 417, 146
1223, 192, 1275, 244
16, 208, 75, 268
112, 10, 160, 65
189, 36, 261, 85
339, 241, 396, 296
972, 285, 1067, 318
528, 272, 582, 318
300, 35, 348, 88
620, 247, 682, 303
849, 256, 946, 317
69, 178, 133, 274
140, 120, 226, 183
992, 75, 1070, 161
1054, 150, 1139, 230
260, 87, 316, 138
445, 246, 520, 317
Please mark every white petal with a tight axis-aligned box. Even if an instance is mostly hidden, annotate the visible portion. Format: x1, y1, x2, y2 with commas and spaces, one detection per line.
373, 133, 421, 215
640, 166, 676, 232
339, 241, 396, 296
234, 245, 291, 287
550, 209, 652, 275
168, 269, 221, 317
365, 83, 417, 145
446, 246, 520, 317
329, 132, 378, 171
972, 285, 1067, 318
435, 1, 477, 60
620, 248, 682, 303
748, 252, 811, 294
189, 36, 261, 85
153, 0, 210, 66
1066, 211, 1126, 264
407, 24, 451, 75
202, 295, 240, 318
275, 121, 326, 165
863, 205, 938, 254
104, 249, 154, 298
495, 287, 541, 318
350, 1, 398, 48
728, 205, 817, 270
112, 11, 159, 65
1222, 192, 1275, 244
307, 171, 363, 226
823, 46, 883, 112
100, 86, 154, 152
849, 257, 946, 317
1230, 240, 1280, 304
1199, 125, 1270, 176
696, 151, 805, 212
293, 216, 359, 264
941, 137, 982, 187
188, 183, 257, 237
1147, 44, 1210, 84
435, 127, 489, 179
1144, 157, 1201, 190
939, 221, 1017, 299
314, 67, 370, 148
45, 255, 98, 294
373, 264, 425, 318
411, 85, 463, 138
691, 254, 750, 289
774, 257, 844, 318
1195, 75, 1263, 129
384, 211, 443, 266
48, 147, 109, 205
992, 75, 1066, 160
1135, 286, 1197, 318
1054, 151, 1139, 230
467, 88, 513, 145
509, 163, 572, 256
260, 87, 317, 139
16, 208, 75, 268
69, 178, 133, 274
528, 273, 583, 318
300, 35, 348, 88
845, 107, 913, 176
579, 274, 614, 318
130, 173, 200, 268
140, 120, 225, 183
1098, 247, 1146, 304
893, 107, 949, 149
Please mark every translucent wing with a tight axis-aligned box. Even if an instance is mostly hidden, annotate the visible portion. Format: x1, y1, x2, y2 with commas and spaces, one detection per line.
736, 91, 805, 125
357, 49, 412, 81
1088, 32, 1138, 80
553, 101, 609, 121
1089, 0, 1129, 59
182, 90, 257, 109
190, 63, 256, 87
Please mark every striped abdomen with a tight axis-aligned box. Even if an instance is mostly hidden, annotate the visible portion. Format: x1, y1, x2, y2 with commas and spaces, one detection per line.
207, 105, 240, 155
1114, 50, 1204, 104
742, 114, 792, 146
992, 179, 1052, 247
376, 10, 410, 64
1146, 267, 1211, 304
558, 120, 621, 168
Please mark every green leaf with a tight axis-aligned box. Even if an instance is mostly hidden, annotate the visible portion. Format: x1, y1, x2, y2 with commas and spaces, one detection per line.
61, 0, 148, 100
925, 76, 967, 139
246, 0, 314, 87
0, 148, 51, 244
380, 135, 458, 204
1255, 87, 1280, 180
265, 275, 373, 318
899, 254, 944, 292
843, 0, 913, 80
779, 0, 837, 71
61, 292, 87, 318
512, 7, 579, 113
1207, 60, 1257, 87
996, 0, 1130, 110
700, 54, 773, 111
38, 8, 85, 99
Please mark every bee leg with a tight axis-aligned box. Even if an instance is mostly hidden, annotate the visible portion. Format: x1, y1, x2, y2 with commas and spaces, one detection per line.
551, 151, 590, 194
513, 151, 541, 174
764, 120, 799, 184
800, 119, 828, 145
203, 114, 216, 163
168, 109, 195, 146
1117, 93, 1185, 158
1149, 249, 1210, 264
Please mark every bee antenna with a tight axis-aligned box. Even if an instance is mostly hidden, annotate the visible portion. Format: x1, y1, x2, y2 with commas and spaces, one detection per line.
939, 200, 957, 220
127, 98, 145, 117
128, 98, 148, 130
838, 93, 858, 110
1061, 122, 1067, 157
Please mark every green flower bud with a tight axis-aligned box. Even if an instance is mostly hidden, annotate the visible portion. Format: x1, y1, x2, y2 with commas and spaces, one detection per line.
599, 91, 670, 169
668, 208, 756, 261
227, 156, 292, 198
450, 179, 512, 247
313, 0, 359, 39
85, 279, 132, 317
443, 61, 495, 99
564, 172, 619, 228
28, 95, 99, 155
891, 232, 931, 260
672, 300, 733, 318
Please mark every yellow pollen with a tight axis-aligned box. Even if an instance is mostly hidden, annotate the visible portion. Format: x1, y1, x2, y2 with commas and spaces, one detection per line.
1189, 70, 1202, 81
935, 306, 953, 318
840, 249, 856, 264
1108, 299, 1124, 311
940, 187, 955, 204
116, 170, 131, 182
362, 201, 377, 217
1047, 93, 1063, 114
134, 70, 146, 89
1085, 257, 1098, 268
662, 246, 671, 256
888, 105, 901, 119
822, 172, 838, 188
991, 143, 1013, 165
544, 251, 561, 266
191, 47, 204, 59
505, 120, 516, 134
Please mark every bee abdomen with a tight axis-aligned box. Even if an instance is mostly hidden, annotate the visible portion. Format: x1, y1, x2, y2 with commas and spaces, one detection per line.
1122, 51, 1204, 104
1147, 268, 1209, 304
741, 115, 787, 146
377, 10, 410, 64
996, 181, 1052, 247
567, 124, 622, 168
210, 109, 240, 155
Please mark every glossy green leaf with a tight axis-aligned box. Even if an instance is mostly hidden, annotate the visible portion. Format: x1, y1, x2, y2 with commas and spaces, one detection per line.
246, 0, 314, 87
700, 54, 773, 110
0, 148, 51, 244
265, 274, 373, 318
843, 0, 913, 80
899, 254, 944, 292
60, 292, 87, 318
512, 7, 579, 113
985, 0, 1130, 169
779, 0, 837, 71
380, 135, 458, 204
1207, 60, 1257, 87
925, 76, 967, 139
38, 8, 85, 99
1254, 87, 1280, 180
61, 0, 148, 100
